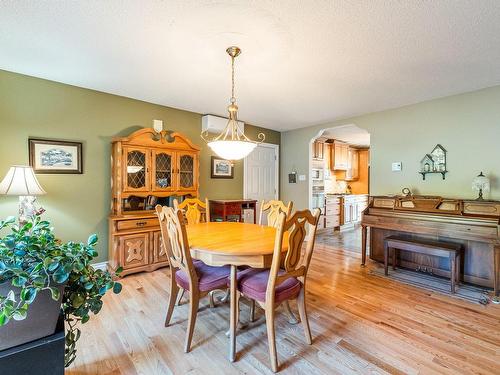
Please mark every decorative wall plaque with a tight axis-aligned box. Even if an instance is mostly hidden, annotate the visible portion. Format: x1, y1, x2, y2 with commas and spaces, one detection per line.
419, 144, 447, 180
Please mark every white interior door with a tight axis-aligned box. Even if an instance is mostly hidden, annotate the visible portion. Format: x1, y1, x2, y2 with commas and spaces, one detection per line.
244, 143, 279, 223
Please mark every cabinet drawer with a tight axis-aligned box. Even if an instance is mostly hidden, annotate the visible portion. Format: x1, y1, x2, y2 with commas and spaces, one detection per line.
325, 216, 340, 228
355, 196, 368, 203
325, 197, 340, 205
325, 205, 340, 216
345, 195, 368, 203
116, 218, 159, 231
224, 203, 242, 215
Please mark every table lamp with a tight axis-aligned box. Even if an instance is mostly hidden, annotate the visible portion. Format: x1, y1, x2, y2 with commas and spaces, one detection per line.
472, 172, 490, 201
0, 166, 46, 223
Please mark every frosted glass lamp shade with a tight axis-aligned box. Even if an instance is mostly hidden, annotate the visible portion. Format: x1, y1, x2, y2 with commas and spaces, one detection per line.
472, 172, 490, 192
0, 166, 46, 196
208, 140, 257, 161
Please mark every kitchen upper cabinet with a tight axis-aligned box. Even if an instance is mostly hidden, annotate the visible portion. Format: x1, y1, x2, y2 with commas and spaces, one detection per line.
345, 148, 359, 181
332, 141, 349, 170
312, 140, 325, 160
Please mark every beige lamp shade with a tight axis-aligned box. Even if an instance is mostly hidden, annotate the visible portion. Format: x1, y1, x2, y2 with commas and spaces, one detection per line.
0, 166, 46, 196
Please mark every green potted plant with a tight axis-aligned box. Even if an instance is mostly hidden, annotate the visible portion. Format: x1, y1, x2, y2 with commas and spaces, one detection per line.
0, 215, 122, 367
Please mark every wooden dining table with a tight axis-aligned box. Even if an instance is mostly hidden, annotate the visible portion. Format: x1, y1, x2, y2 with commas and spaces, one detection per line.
186, 221, 287, 362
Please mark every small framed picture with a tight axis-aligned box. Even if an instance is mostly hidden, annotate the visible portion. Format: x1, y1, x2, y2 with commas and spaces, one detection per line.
211, 156, 233, 179
29, 138, 83, 174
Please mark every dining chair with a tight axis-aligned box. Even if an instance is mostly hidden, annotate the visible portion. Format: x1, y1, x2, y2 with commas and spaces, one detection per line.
259, 199, 293, 228
235, 208, 321, 372
255, 199, 294, 322
173, 197, 210, 224
155, 205, 230, 353
173, 197, 214, 306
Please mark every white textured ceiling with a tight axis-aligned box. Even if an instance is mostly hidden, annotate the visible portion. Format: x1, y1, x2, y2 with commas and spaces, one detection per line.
2, 1, 500, 131
321, 125, 370, 147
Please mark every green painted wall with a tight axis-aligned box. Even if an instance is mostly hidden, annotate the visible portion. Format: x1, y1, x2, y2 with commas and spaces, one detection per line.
281, 85, 500, 209
0, 70, 280, 262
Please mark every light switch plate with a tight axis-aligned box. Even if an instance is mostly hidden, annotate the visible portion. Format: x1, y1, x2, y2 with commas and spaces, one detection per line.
299, 174, 306, 181
392, 162, 402, 172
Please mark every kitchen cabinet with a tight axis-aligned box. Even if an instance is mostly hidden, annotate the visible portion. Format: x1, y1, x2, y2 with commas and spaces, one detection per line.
332, 141, 349, 170
342, 195, 369, 228
318, 196, 341, 231
345, 148, 359, 181
312, 140, 325, 160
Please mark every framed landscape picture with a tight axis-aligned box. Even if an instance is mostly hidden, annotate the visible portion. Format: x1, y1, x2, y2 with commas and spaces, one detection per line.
29, 138, 83, 174
211, 156, 233, 179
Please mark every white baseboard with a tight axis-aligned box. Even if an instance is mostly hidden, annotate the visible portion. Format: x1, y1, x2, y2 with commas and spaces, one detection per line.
91, 261, 108, 271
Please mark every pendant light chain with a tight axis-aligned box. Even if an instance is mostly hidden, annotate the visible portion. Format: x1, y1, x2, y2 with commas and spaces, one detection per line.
231, 54, 236, 104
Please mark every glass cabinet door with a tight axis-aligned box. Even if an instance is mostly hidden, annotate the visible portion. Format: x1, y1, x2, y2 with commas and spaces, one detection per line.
123, 147, 150, 192
152, 150, 175, 191
177, 152, 197, 190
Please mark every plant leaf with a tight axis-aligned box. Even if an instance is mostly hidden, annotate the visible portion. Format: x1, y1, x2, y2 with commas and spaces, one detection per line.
87, 234, 98, 247
21, 287, 37, 304
113, 283, 122, 294
0, 313, 9, 326
53, 269, 69, 284
71, 294, 85, 308
12, 276, 28, 287
12, 309, 27, 321
48, 261, 60, 272
6, 290, 16, 301
49, 287, 60, 300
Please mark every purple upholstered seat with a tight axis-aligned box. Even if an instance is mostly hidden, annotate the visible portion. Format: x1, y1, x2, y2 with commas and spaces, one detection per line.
175, 262, 230, 292
233, 268, 301, 304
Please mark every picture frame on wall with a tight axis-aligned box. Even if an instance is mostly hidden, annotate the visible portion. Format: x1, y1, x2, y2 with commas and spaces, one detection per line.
28, 138, 83, 174
211, 156, 233, 179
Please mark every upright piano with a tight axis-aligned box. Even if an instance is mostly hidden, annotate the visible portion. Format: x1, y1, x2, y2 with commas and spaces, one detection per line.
361, 195, 500, 296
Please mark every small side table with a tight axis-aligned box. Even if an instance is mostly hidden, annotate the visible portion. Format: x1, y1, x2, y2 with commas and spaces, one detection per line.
209, 199, 258, 223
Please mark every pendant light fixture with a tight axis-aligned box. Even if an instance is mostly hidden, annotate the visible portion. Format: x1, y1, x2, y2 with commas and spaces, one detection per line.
201, 46, 264, 161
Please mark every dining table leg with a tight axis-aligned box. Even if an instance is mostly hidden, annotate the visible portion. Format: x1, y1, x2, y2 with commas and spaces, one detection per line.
229, 264, 237, 362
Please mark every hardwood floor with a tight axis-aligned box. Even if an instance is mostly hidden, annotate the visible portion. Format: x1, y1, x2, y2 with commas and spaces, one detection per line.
68, 228, 500, 374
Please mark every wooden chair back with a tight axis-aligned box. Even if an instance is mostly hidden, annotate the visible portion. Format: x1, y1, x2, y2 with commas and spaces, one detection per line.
155, 205, 197, 288
259, 200, 293, 228
174, 197, 210, 225
266, 208, 321, 304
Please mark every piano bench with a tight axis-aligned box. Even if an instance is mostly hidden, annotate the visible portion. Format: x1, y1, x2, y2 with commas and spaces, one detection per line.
383, 236, 462, 293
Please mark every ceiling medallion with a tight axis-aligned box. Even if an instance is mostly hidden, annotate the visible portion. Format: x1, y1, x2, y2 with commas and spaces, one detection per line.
201, 46, 264, 161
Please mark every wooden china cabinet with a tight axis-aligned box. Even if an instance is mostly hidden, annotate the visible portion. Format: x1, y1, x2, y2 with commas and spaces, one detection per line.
108, 128, 200, 276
